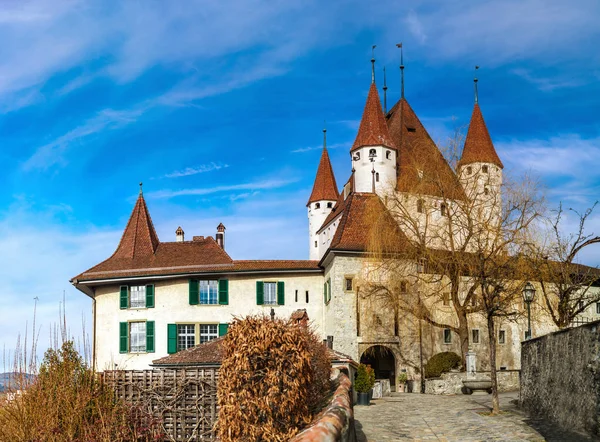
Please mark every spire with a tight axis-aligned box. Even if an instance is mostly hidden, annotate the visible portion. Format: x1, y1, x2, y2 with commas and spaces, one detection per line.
307, 128, 340, 206
474, 65, 479, 104
371, 45, 376, 84
397, 43, 404, 99
112, 188, 160, 259
459, 103, 504, 169
383, 66, 388, 114
351, 83, 396, 152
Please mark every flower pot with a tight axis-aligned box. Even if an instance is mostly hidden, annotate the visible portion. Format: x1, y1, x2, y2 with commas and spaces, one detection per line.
357, 392, 370, 406
368, 388, 373, 402
397, 381, 407, 393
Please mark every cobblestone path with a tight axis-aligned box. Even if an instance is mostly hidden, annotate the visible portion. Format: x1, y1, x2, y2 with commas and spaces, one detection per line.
354, 392, 552, 441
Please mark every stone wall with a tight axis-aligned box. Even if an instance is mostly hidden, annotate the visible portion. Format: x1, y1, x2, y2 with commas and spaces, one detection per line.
291, 370, 356, 442
520, 321, 600, 438
425, 370, 520, 395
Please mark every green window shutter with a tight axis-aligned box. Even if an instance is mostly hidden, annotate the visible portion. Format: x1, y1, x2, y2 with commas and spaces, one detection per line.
167, 324, 177, 354
146, 321, 155, 353
119, 322, 128, 353
256, 281, 264, 305
146, 285, 155, 308
218, 323, 229, 337
277, 281, 285, 306
120, 286, 128, 309
327, 278, 331, 303
189, 279, 199, 305
324, 283, 327, 304
218, 279, 229, 305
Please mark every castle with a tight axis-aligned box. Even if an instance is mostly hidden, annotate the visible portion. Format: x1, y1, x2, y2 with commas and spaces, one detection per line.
72, 58, 596, 388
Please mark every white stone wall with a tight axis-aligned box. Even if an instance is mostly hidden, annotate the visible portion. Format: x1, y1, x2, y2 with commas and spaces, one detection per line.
308, 201, 337, 260
94, 273, 326, 371
351, 145, 396, 195
318, 215, 341, 261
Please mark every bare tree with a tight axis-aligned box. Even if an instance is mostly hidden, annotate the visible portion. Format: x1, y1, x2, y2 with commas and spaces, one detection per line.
531, 202, 600, 328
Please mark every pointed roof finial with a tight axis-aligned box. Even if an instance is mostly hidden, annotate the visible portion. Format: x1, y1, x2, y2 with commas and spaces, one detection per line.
323, 120, 327, 148
397, 43, 404, 99
383, 66, 388, 114
474, 65, 479, 104
139, 182, 143, 195
371, 45, 377, 84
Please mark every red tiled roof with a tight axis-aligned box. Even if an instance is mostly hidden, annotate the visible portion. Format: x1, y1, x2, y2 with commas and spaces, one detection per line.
386, 99, 466, 200
351, 83, 396, 152
113, 193, 160, 259
458, 103, 504, 169
307, 146, 339, 206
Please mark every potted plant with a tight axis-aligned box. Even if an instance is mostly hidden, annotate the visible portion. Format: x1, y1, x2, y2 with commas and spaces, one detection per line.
365, 364, 375, 401
397, 372, 408, 393
355, 364, 371, 405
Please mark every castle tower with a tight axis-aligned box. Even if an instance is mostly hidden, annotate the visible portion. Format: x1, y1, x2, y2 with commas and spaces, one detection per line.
351, 82, 397, 196
307, 129, 339, 260
458, 102, 504, 223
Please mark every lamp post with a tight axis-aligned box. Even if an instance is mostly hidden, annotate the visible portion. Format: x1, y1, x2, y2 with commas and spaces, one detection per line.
369, 150, 377, 193
522, 282, 536, 339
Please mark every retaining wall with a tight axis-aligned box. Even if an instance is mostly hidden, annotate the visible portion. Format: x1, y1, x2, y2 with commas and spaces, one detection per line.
425, 370, 519, 395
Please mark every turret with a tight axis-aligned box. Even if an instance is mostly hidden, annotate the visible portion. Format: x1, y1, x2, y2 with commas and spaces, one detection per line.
216, 223, 226, 249
351, 55, 397, 196
307, 128, 339, 260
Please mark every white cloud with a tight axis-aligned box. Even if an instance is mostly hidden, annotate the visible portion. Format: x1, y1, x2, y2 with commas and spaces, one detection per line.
163, 163, 229, 178
146, 178, 298, 199
291, 142, 349, 153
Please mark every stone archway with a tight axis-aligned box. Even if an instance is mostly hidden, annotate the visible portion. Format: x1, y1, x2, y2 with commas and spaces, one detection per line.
360, 345, 396, 388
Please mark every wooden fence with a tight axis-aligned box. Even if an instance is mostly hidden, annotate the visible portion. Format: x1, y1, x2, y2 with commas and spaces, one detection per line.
101, 368, 218, 441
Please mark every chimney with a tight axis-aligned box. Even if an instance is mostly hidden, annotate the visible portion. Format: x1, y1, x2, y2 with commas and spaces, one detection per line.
175, 226, 185, 242
216, 223, 226, 249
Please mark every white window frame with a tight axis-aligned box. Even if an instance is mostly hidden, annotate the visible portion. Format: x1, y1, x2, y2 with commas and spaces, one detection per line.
199, 280, 218, 305
472, 329, 480, 344
129, 321, 146, 353
264, 282, 277, 305
199, 324, 218, 344
177, 324, 196, 351
596, 302, 600, 315
498, 329, 506, 345
130, 286, 146, 308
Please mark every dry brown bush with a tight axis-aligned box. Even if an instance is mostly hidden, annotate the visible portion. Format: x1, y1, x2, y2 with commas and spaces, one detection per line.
0, 341, 163, 442
217, 315, 331, 442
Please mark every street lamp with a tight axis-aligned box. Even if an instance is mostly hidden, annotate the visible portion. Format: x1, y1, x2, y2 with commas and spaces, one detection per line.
369, 149, 377, 193
522, 282, 536, 339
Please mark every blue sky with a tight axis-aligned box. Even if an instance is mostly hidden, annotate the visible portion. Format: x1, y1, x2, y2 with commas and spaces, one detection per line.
1, 0, 599, 363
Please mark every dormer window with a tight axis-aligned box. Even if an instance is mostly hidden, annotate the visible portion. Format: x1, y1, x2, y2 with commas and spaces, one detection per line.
315, 203, 320, 209
482, 165, 489, 173
417, 199, 424, 213
407, 126, 416, 133
386, 150, 391, 160
327, 202, 333, 208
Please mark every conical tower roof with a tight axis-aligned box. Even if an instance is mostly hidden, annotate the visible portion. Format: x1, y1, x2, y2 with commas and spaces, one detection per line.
307, 144, 339, 206
112, 191, 160, 259
351, 83, 396, 152
459, 104, 504, 169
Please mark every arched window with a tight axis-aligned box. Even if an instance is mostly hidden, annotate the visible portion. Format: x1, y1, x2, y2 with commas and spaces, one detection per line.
386, 150, 391, 160
376, 172, 380, 182
354, 152, 360, 161
327, 202, 333, 208
484, 187, 489, 195
369, 148, 377, 158
467, 166, 472, 175
315, 203, 320, 209
417, 199, 424, 213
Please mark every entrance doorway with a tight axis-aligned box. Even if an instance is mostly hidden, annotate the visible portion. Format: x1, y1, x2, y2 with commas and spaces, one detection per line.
360, 345, 396, 388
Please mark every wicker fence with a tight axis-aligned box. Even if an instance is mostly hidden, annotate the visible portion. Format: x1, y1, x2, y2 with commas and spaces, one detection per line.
101, 368, 219, 441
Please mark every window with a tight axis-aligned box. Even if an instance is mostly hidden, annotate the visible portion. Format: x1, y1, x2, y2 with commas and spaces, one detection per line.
345, 277, 353, 292
498, 329, 506, 344
472, 329, 480, 344
200, 280, 218, 305
178, 324, 195, 351
440, 203, 447, 217
130, 322, 146, 353
327, 202, 333, 208
199, 324, 218, 344
295, 290, 298, 302
467, 166, 472, 175
417, 169, 424, 179
386, 150, 391, 159
130, 286, 146, 308
369, 148, 376, 157
525, 330, 531, 340
375, 172, 380, 182
324, 278, 332, 304
306, 290, 309, 303
596, 302, 600, 314
443, 329, 452, 344
407, 126, 416, 133
400, 281, 408, 293
264, 282, 277, 305
484, 187, 489, 195
443, 292, 450, 306
354, 152, 360, 161
417, 199, 424, 213
417, 258, 427, 274
471, 295, 477, 307
315, 202, 320, 209
314, 241, 317, 248
482, 165, 489, 173
579, 300, 585, 311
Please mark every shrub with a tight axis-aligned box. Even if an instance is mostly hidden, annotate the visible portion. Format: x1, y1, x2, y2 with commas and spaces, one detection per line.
397, 372, 408, 383
355, 364, 372, 393
424, 351, 461, 378
0, 341, 163, 442
217, 316, 332, 442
